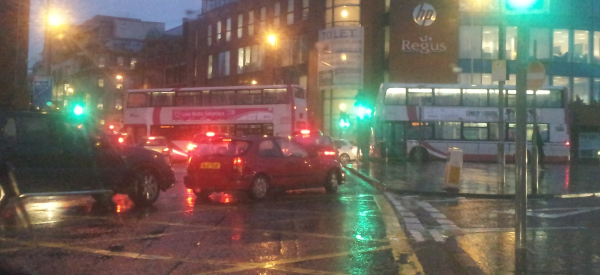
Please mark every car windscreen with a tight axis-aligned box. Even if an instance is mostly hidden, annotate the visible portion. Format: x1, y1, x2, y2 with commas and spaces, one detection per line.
194, 140, 251, 157
292, 135, 334, 147
141, 139, 167, 146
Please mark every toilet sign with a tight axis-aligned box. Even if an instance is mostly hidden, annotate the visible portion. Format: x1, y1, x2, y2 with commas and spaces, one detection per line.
527, 60, 546, 91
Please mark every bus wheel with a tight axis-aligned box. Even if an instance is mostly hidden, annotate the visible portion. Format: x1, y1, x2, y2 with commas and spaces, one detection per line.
409, 147, 429, 162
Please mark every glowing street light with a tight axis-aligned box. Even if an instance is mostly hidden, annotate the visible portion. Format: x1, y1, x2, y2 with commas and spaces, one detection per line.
267, 34, 277, 46
116, 75, 123, 80
48, 13, 63, 27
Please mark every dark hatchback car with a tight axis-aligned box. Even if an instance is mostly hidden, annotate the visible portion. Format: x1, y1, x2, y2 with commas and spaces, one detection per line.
0, 111, 176, 208
184, 135, 345, 200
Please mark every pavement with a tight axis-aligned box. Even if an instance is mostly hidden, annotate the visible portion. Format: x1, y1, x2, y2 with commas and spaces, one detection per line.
344, 159, 600, 199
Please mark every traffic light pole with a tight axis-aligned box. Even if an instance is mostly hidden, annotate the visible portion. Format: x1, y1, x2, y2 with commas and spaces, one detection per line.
497, 22, 506, 189
515, 24, 530, 274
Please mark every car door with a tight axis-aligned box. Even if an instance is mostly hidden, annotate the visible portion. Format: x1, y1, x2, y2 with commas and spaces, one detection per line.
256, 139, 289, 188
2, 114, 67, 194
274, 139, 313, 187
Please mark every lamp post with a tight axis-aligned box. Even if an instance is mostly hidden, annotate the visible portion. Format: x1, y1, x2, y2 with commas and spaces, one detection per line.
267, 34, 279, 84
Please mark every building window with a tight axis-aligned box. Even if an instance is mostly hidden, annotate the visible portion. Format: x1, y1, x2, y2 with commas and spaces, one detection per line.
115, 97, 123, 110
260, 7, 266, 31
208, 55, 213, 79
226, 18, 232, 41
117, 56, 124, 66
574, 30, 589, 63
98, 78, 104, 87
325, 0, 360, 28
97, 98, 103, 110
98, 56, 105, 68
238, 14, 244, 38
130, 58, 137, 69
287, 0, 294, 25
574, 77, 590, 104
482, 26, 498, 59
279, 37, 306, 66
238, 45, 265, 74
459, 25, 482, 59
506, 27, 517, 60
248, 11, 254, 35
530, 28, 550, 60
117, 83, 123, 89
219, 51, 230, 76
302, 0, 309, 21
594, 78, 600, 103
553, 29, 569, 62
207, 24, 212, 46
217, 21, 222, 41
595, 32, 600, 64
384, 26, 389, 59
274, 2, 281, 29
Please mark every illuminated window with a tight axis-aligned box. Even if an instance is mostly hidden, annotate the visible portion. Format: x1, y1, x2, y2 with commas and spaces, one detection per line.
574, 30, 589, 63
482, 26, 498, 59
98, 56, 105, 68
207, 55, 213, 79
325, 0, 360, 28
117, 56, 124, 66
130, 58, 137, 69
574, 77, 590, 104
248, 11, 254, 35
553, 29, 569, 62
98, 78, 104, 87
274, 2, 281, 28
287, 0, 294, 25
506, 26, 517, 60
595, 31, 600, 64
260, 7, 266, 31
226, 18, 231, 41
238, 14, 243, 38
530, 28, 550, 60
302, 0, 309, 21
217, 21, 222, 41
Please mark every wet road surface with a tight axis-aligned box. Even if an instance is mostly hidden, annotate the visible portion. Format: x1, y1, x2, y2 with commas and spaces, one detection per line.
386, 193, 600, 274
0, 164, 422, 275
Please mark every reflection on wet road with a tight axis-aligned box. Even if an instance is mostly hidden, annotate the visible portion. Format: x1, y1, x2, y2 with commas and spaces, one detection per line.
0, 164, 419, 274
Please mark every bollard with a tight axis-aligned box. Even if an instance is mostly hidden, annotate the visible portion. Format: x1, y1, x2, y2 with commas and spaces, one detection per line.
444, 147, 463, 192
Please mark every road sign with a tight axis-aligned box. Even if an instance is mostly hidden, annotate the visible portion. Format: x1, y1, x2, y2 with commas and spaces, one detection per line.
492, 60, 507, 82
527, 60, 546, 91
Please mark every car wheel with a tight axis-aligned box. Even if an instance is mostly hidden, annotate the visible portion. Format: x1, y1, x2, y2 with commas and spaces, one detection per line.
129, 168, 160, 206
248, 176, 269, 200
340, 153, 351, 164
325, 170, 339, 194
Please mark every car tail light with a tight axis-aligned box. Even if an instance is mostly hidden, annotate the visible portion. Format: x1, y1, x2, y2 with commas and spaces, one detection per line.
118, 137, 124, 143
187, 143, 197, 151
565, 141, 570, 146
300, 129, 310, 135
149, 136, 156, 140
233, 157, 243, 173
206, 132, 215, 137
163, 148, 169, 152
323, 151, 336, 156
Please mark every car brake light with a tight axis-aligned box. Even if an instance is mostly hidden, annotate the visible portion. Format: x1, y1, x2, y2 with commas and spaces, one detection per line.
566, 141, 570, 146
206, 132, 215, 137
118, 137, 124, 143
187, 143, 197, 151
233, 157, 243, 173
324, 151, 336, 156
149, 137, 156, 140
300, 129, 310, 135
163, 148, 169, 152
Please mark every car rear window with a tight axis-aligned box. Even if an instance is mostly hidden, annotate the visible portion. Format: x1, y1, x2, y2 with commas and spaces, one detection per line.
292, 135, 334, 147
194, 140, 250, 156
142, 139, 167, 146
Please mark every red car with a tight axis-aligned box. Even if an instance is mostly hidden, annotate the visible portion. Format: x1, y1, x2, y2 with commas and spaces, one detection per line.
184, 135, 345, 200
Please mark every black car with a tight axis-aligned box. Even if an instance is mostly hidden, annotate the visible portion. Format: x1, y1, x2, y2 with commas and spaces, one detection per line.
0, 111, 175, 208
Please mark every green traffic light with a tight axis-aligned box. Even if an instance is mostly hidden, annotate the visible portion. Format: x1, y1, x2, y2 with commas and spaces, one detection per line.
356, 106, 372, 119
73, 105, 84, 116
507, 0, 535, 8
505, 0, 545, 12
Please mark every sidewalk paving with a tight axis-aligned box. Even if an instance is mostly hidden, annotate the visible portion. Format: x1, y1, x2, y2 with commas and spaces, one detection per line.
345, 160, 600, 198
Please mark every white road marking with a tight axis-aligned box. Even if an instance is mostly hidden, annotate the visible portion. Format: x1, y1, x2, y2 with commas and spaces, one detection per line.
436, 219, 455, 225
407, 224, 425, 230
423, 207, 440, 213
409, 230, 425, 242
430, 213, 447, 219
429, 230, 445, 242
403, 217, 421, 224
399, 212, 416, 217
495, 207, 600, 218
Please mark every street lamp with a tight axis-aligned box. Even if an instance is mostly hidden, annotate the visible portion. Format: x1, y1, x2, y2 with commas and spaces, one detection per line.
267, 34, 277, 46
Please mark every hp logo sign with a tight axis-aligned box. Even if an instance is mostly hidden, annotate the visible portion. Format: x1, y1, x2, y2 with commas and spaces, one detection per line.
413, 3, 436, 26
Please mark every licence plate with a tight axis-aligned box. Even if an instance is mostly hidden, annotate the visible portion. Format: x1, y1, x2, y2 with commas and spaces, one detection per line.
200, 162, 221, 169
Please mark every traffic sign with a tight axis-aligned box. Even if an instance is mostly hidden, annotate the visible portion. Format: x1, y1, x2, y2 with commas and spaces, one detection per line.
527, 60, 546, 91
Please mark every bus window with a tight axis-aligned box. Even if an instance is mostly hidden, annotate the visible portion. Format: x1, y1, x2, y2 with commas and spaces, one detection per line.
434, 122, 461, 140
264, 88, 288, 104
237, 89, 263, 105
506, 90, 517, 107
211, 90, 236, 105
507, 123, 549, 142
463, 123, 489, 140
384, 88, 406, 105
151, 92, 175, 107
176, 91, 202, 106
294, 87, 305, 99
534, 90, 562, 108
128, 92, 151, 108
407, 122, 433, 140
263, 124, 274, 136
434, 88, 460, 106
463, 89, 488, 107
407, 88, 433, 106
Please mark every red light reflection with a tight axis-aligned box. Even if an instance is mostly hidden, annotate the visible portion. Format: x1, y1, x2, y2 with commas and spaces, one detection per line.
112, 194, 134, 213
220, 193, 232, 203
186, 189, 195, 213
565, 165, 570, 189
